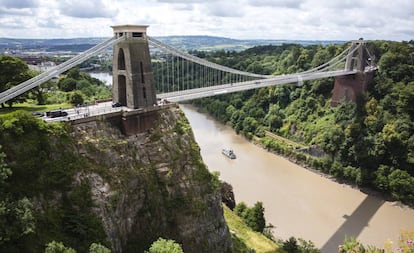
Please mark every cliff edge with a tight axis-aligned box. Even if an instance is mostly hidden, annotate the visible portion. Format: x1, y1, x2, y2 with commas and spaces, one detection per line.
0, 106, 232, 253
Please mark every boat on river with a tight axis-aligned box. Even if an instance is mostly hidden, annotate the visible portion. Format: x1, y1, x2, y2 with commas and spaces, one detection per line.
222, 148, 236, 159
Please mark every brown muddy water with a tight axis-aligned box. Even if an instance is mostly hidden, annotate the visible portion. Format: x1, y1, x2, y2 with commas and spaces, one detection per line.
181, 104, 414, 253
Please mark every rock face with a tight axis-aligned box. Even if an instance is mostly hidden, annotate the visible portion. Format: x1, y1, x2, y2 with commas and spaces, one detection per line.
70, 105, 232, 253
221, 181, 236, 210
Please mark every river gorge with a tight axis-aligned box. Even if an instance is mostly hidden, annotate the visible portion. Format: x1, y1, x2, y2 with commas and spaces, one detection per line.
90, 72, 414, 253
180, 104, 414, 253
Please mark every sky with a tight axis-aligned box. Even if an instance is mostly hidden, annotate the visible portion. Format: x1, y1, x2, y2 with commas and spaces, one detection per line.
0, 0, 413, 41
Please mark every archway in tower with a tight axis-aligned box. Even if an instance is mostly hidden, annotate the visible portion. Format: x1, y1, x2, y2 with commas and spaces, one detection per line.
118, 75, 127, 106
118, 48, 126, 70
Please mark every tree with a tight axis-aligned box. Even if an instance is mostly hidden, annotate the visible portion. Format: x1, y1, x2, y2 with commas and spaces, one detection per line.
234, 202, 248, 217
388, 169, 414, 203
282, 237, 320, 253
317, 125, 344, 160
66, 67, 81, 80
234, 202, 266, 233
265, 104, 284, 131
68, 91, 85, 105
44, 241, 76, 253
0, 146, 35, 246
146, 238, 184, 253
244, 202, 266, 233
77, 79, 94, 97
0, 55, 32, 107
58, 78, 77, 92
242, 116, 258, 134
282, 237, 299, 253
89, 243, 111, 253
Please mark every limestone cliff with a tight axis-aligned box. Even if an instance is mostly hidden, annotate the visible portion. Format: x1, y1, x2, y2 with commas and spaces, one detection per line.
70, 105, 232, 252
0, 106, 231, 253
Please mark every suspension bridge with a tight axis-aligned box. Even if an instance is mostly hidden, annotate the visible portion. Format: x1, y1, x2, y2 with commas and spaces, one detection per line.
0, 25, 375, 112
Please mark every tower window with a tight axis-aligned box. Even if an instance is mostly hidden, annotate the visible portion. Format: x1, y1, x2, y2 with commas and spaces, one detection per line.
132, 32, 143, 37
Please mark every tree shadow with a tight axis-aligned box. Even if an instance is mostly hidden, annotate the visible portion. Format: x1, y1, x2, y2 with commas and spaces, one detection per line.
320, 195, 384, 253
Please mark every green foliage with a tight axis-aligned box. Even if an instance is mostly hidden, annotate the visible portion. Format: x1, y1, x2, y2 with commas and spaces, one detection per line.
0, 55, 34, 107
0, 111, 108, 252
58, 78, 77, 92
146, 238, 184, 253
281, 237, 320, 253
174, 117, 191, 135
89, 243, 111, 253
339, 236, 384, 253
234, 202, 266, 233
387, 169, 414, 203
45, 241, 76, 253
0, 145, 35, 246
223, 205, 279, 253
194, 40, 414, 205
68, 90, 85, 105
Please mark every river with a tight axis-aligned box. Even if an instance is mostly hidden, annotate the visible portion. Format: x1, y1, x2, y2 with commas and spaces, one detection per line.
91, 72, 414, 252
180, 104, 414, 253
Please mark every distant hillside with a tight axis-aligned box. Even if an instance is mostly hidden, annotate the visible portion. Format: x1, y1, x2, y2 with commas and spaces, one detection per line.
0, 35, 346, 53
0, 38, 107, 52
159, 35, 345, 51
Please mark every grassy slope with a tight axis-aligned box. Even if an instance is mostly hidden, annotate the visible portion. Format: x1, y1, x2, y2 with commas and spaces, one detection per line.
223, 205, 280, 253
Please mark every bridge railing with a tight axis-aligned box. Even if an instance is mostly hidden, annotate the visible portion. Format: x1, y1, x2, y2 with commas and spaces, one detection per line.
148, 36, 272, 79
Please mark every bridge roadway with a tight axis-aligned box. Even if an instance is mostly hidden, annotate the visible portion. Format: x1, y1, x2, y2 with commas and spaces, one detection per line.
42, 100, 169, 123
42, 101, 124, 123
42, 69, 356, 123
157, 69, 357, 102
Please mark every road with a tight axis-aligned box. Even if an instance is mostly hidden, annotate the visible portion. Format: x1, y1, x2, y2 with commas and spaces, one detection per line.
42, 101, 124, 122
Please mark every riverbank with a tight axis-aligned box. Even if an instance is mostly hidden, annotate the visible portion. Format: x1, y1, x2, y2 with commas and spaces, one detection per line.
251, 134, 414, 211
181, 103, 414, 253
190, 103, 412, 210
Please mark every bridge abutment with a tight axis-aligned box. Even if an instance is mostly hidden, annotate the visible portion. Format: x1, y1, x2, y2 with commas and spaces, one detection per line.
331, 71, 375, 106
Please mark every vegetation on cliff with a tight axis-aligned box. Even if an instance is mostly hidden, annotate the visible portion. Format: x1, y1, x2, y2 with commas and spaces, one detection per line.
0, 111, 109, 252
223, 205, 279, 253
192, 40, 414, 205
0, 106, 231, 252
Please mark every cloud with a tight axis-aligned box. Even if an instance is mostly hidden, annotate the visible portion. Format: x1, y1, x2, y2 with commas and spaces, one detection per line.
0, 0, 38, 9
0, 7, 34, 16
171, 4, 194, 11
58, 0, 118, 19
0, 0, 412, 41
203, 2, 245, 17
0, 16, 30, 30
247, 0, 302, 9
155, 0, 214, 3
37, 18, 62, 29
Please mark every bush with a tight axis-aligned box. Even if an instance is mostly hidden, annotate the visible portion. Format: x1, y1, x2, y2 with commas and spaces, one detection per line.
89, 243, 111, 253
146, 238, 183, 253
45, 241, 76, 253
68, 91, 85, 105
234, 202, 266, 233
282, 237, 320, 253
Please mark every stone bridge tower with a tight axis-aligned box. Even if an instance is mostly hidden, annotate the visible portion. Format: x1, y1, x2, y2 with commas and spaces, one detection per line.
112, 25, 157, 109
331, 40, 376, 106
